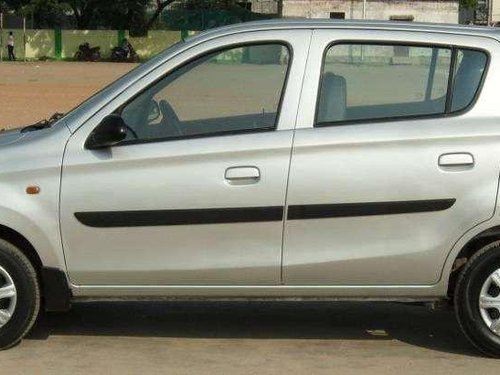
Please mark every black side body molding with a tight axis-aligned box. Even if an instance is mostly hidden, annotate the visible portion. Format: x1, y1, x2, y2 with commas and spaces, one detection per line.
75, 206, 284, 228
41, 267, 72, 312
74, 199, 455, 228
287, 199, 456, 220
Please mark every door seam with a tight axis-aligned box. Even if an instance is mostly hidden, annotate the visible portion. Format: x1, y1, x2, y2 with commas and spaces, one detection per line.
279, 30, 314, 285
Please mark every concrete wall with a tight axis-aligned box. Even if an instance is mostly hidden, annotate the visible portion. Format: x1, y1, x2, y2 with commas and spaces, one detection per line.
62, 30, 118, 59
63, 30, 182, 59
283, 0, 459, 24
26, 30, 55, 59
0, 30, 54, 60
0, 29, 182, 60
249, 0, 279, 14
125, 30, 182, 59
492, 0, 500, 23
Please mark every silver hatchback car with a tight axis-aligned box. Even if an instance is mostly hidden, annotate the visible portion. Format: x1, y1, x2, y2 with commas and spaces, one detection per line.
1, 19, 500, 355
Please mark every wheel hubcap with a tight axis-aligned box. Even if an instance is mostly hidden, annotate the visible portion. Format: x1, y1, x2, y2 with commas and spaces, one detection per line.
0, 265, 16, 328
479, 269, 500, 335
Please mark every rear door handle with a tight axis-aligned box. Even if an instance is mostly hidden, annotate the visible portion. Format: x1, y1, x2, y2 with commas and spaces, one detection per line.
438, 153, 474, 168
225, 166, 260, 183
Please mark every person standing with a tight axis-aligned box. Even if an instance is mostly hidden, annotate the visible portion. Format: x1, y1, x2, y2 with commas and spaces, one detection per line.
7, 32, 15, 61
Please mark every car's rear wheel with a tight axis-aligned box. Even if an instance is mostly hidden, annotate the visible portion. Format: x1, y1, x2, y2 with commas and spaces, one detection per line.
0, 239, 40, 350
455, 240, 500, 357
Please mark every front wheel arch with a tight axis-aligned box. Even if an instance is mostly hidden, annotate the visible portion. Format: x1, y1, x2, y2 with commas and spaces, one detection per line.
0, 225, 71, 312
0, 225, 42, 279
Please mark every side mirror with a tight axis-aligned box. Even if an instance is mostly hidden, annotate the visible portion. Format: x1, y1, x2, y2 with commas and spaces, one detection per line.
85, 114, 128, 150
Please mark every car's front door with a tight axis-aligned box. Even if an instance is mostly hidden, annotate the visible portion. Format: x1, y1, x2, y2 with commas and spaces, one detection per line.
60, 31, 311, 285
283, 30, 500, 286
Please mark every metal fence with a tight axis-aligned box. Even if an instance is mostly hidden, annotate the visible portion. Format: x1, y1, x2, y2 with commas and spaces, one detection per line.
163, 9, 274, 30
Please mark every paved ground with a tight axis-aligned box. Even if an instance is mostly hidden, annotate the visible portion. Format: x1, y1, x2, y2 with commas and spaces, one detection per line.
0, 301, 499, 374
0, 62, 136, 129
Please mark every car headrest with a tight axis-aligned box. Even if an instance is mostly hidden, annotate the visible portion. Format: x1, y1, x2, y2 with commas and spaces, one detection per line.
317, 72, 347, 124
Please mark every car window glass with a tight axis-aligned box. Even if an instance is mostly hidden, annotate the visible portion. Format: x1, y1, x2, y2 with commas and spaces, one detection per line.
451, 49, 487, 112
120, 43, 290, 142
316, 44, 452, 125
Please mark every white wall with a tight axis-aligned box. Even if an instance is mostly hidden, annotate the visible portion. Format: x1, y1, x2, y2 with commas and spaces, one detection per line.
283, 0, 459, 24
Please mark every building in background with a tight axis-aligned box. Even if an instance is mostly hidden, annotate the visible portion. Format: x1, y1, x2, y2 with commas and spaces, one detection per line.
242, 0, 280, 14
491, 0, 500, 23
245, 0, 460, 24
282, 0, 459, 23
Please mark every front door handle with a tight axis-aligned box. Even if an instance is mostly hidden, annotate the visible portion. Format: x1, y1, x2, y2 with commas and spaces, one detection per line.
225, 166, 260, 184
438, 153, 474, 168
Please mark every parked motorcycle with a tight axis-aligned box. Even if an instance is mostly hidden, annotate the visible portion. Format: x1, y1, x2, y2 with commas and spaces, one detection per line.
74, 42, 101, 62
111, 39, 139, 62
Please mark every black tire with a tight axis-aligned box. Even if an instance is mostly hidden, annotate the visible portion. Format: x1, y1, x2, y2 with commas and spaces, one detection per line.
455, 240, 500, 357
0, 239, 40, 350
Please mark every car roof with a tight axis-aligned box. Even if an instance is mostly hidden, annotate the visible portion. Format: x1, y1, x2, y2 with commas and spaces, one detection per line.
187, 19, 500, 43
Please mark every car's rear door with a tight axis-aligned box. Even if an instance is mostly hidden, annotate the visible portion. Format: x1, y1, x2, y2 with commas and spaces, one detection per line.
60, 30, 311, 286
283, 29, 500, 286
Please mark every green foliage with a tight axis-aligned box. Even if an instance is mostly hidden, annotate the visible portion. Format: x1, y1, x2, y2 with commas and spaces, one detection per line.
21, 0, 70, 27
460, 0, 477, 10
0, 0, 270, 31
1, 0, 29, 11
164, 4, 272, 30
1, 0, 160, 30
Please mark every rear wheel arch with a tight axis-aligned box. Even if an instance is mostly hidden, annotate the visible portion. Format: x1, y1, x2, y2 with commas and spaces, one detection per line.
448, 226, 500, 298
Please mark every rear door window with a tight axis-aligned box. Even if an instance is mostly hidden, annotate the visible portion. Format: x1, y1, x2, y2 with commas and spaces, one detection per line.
316, 43, 487, 126
451, 49, 488, 112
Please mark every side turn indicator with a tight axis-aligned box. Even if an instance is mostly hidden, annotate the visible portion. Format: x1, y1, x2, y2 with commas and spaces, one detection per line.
26, 186, 40, 195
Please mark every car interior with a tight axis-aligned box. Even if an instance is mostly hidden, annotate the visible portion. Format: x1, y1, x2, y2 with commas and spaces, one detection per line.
316, 48, 487, 126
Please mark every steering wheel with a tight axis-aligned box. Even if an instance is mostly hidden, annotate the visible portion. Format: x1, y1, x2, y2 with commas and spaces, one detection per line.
159, 100, 183, 136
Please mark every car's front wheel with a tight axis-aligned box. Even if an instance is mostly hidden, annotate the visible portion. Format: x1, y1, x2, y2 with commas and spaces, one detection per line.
0, 239, 40, 350
455, 240, 500, 357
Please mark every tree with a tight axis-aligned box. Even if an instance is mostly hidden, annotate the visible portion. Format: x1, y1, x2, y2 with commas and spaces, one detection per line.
1, 0, 70, 28
134, 0, 244, 35
460, 0, 477, 10
146, 0, 176, 30
1, 0, 279, 31
64, 0, 99, 29
0, 0, 28, 12
59, 0, 177, 34
99, 0, 178, 36
26, 0, 70, 28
